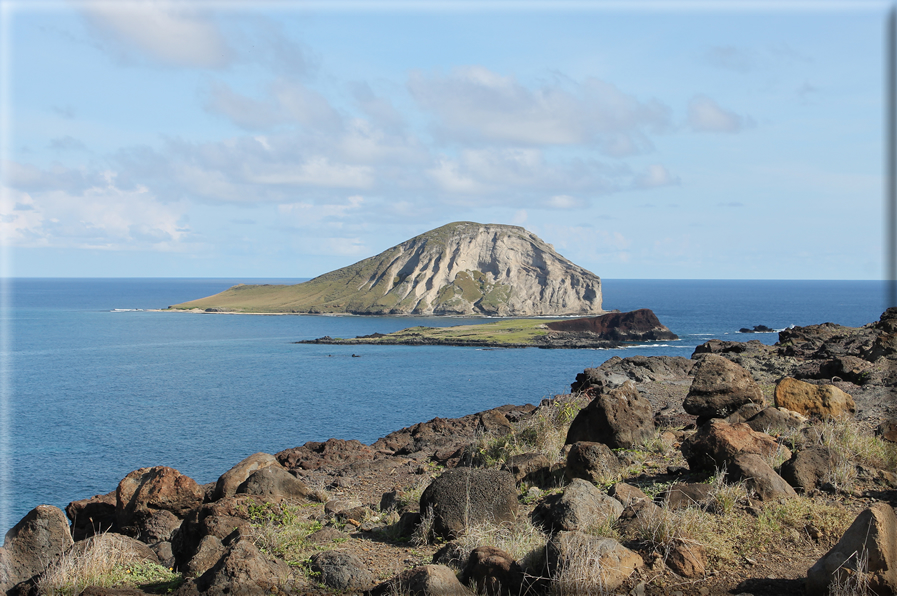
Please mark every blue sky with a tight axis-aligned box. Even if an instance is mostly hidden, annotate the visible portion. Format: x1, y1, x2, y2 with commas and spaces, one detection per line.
0, 1, 889, 279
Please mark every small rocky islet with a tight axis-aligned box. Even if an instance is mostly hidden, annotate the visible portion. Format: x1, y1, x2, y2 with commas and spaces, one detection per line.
3, 310, 897, 595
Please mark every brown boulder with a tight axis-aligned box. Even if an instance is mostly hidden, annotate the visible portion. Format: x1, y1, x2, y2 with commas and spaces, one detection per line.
666, 539, 706, 578
564, 441, 622, 484
370, 564, 472, 596
310, 550, 375, 591
683, 354, 764, 421
184, 535, 226, 578
806, 503, 897, 595
546, 531, 643, 592
609, 483, 650, 507
780, 447, 840, 493
116, 466, 204, 535
236, 466, 310, 501
195, 536, 288, 593
66, 491, 118, 541
727, 453, 797, 501
460, 546, 524, 596
213, 453, 281, 501
774, 378, 855, 419
565, 381, 654, 448
659, 483, 713, 510
0, 505, 73, 592
502, 452, 551, 486
680, 419, 791, 472
877, 419, 897, 443
533, 478, 623, 533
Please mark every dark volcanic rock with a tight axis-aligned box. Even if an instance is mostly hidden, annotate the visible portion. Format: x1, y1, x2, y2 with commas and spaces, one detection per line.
683, 354, 764, 421
115, 466, 204, 538
369, 564, 471, 596
460, 546, 524, 596
66, 490, 118, 541
533, 478, 623, 533
564, 441, 622, 484
727, 453, 797, 501
546, 308, 677, 341
680, 419, 790, 472
419, 468, 518, 539
310, 550, 375, 591
780, 447, 840, 493
236, 466, 311, 500
565, 381, 654, 448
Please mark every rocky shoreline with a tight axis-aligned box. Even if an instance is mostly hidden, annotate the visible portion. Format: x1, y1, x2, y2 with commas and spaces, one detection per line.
2, 310, 897, 595
297, 308, 678, 350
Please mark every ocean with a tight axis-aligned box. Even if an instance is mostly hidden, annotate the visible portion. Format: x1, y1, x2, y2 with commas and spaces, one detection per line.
1, 278, 889, 535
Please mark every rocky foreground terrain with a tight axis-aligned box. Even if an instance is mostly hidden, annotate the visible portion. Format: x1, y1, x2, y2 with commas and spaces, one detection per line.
2, 310, 897, 595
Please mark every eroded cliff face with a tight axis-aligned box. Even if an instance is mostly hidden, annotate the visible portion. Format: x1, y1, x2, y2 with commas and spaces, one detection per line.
346, 222, 603, 316
172, 222, 603, 316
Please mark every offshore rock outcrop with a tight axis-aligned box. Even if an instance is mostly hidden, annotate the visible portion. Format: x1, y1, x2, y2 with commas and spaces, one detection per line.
170, 222, 603, 316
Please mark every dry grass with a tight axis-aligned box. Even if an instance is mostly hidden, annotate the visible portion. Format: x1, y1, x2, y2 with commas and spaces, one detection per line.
549, 533, 630, 596
453, 517, 550, 574
35, 534, 181, 596
244, 500, 325, 564
472, 393, 591, 468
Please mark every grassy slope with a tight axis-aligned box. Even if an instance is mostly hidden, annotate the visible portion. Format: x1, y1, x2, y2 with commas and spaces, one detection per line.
170, 247, 404, 314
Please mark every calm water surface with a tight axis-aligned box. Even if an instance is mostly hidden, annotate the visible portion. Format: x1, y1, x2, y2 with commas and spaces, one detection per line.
2, 278, 888, 534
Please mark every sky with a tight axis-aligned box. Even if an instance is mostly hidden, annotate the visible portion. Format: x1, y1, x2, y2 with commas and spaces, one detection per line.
0, 0, 891, 279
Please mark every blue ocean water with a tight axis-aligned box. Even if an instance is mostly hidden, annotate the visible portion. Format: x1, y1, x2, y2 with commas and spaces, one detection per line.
1, 278, 889, 535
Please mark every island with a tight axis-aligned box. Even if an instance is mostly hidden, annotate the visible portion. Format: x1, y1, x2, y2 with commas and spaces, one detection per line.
298, 308, 678, 349
167, 222, 603, 316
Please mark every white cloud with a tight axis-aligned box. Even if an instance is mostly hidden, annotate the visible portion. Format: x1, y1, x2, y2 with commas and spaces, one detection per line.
247, 159, 374, 189
545, 195, 585, 209
408, 66, 670, 155
633, 164, 680, 189
0, 179, 188, 251
81, 1, 233, 68
687, 95, 753, 133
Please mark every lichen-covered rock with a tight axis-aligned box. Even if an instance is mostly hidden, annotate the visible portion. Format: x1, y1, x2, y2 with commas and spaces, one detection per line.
419, 468, 518, 539
565, 381, 654, 448
774, 378, 855, 419
683, 354, 764, 421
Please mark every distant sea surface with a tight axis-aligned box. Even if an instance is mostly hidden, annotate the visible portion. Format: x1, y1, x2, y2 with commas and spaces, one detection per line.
2, 278, 888, 534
